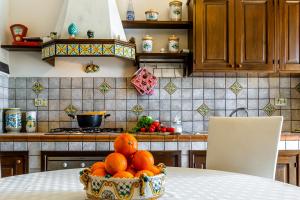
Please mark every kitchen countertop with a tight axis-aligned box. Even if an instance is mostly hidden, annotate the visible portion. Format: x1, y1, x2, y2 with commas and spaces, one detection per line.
0, 132, 298, 142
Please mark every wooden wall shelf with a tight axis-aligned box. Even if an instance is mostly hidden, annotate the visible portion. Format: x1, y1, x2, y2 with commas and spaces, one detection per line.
122, 21, 193, 29
1, 45, 42, 52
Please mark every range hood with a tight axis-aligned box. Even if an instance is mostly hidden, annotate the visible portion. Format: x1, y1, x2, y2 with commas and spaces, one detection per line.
41, 0, 135, 66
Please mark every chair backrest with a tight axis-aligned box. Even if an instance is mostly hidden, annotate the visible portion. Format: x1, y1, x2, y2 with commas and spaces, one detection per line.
206, 116, 283, 179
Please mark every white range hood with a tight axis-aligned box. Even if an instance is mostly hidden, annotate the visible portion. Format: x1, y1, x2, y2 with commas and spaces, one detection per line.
55, 0, 127, 41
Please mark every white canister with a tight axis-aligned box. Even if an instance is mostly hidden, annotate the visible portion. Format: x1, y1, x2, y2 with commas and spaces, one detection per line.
142, 35, 153, 53
169, 0, 183, 21
26, 111, 37, 133
145, 9, 159, 21
168, 35, 179, 53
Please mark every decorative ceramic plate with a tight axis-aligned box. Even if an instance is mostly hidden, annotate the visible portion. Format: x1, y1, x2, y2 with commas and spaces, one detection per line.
80, 167, 166, 200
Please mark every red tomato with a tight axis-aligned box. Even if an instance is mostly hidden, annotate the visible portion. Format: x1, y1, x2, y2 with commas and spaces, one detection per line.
167, 127, 175, 133
149, 127, 155, 132
161, 127, 167, 132
156, 126, 161, 132
140, 128, 146, 132
151, 121, 160, 128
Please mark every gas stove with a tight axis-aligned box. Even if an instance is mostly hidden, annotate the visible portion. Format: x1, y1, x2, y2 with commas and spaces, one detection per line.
47, 127, 124, 135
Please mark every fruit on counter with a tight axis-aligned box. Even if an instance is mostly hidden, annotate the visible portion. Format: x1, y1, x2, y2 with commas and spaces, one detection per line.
88, 133, 163, 179
149, 127, 155, 132
135, 170, 154, 177
161, 127, 167, 133
133, 117, 176, 134
114, 133, 138, 157
105, 152, 127, 175
140, 127, 146, 132
113, 171, 134, 178
132, 150, 154, 171
132, 116, 154, 132
167, 127, 175, 133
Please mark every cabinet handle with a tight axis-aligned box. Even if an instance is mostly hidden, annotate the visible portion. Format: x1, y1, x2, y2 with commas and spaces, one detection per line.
237, 64, 242, 68
229, 64, 234, 68
63, 162, 68, 168
16, 160, 22, 165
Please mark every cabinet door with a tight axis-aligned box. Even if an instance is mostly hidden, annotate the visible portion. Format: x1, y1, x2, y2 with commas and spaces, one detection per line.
279, 0, 300, 72
0, 152, 28, 178
235, 0, 275, 71
189, 151, 207, 169
194, 0, 235, 71
276, 152, 299, 186
152, 151, 181, 167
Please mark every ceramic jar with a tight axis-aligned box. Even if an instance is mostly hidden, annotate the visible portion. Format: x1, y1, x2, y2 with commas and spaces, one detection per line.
5, 108, 22, 133
26, 111, 37, 133
169, 0, 182, 21
145, 9, 159, 21
142, 35, 153, 53
168, 35, 179, 53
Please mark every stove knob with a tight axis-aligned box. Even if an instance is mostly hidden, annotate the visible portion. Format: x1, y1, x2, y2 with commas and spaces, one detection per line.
81, 163, 86, 168
63, 162, 68, 168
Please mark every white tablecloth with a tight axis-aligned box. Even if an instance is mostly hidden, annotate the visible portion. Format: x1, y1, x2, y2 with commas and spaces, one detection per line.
0, 167, 300, 200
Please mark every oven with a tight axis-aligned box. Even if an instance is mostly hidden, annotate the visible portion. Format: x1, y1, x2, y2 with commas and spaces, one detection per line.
41, 151, 111, 171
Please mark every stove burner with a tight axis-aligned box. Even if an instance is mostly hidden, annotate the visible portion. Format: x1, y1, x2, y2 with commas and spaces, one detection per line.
49, 127, 124, 134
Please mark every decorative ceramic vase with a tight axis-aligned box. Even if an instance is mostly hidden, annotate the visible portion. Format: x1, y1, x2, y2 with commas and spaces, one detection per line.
68, 23, 78, 39
26, 111, 37, 133
87, 30, 94, 39
145, 9, 159, 21
142, 35, 153, 53
168, 35, 179, 53
127, 0, 135, 21
169, 0, 183, 21
5, 108, 22, 133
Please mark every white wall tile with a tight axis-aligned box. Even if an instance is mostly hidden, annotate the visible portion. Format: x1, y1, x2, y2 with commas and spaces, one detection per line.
150, 142, 165, 151
28, 142, 41, 156
29, 155, 40, 169
138, 142, 150, 150
55, 142, 69, 151
83, 142, 96, 151
96, 142, 110, 151
42, 142, 55, 151
1, 142, 13, 151
192, 142, 207, 150
165, 142, 178, 150
278, 141, 286, 150
13, 142, 28, 151
285, 141, 299, 150
69, 142, 82, 151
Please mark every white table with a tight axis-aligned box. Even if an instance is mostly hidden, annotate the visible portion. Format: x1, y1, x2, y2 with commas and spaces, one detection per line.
0, 167, 300, 200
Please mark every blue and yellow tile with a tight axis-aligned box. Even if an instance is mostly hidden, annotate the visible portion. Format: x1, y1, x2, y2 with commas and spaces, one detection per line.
91, 44, 103, 55
124, 47, 131, 58
67, 44, 80, 55
115, 44, 124, 57
56, 44, 67, 55
49, 45, 55, 56
44, 47, 50, 58
103, 44, 115, 55
80, 44, 91, 55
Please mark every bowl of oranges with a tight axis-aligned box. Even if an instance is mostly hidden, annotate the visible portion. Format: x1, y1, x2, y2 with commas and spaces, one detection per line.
80, 133, 166, 200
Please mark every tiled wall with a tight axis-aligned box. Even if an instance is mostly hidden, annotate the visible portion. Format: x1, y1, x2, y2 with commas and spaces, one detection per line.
7, 74, 300, 133
0, 72, 8, 132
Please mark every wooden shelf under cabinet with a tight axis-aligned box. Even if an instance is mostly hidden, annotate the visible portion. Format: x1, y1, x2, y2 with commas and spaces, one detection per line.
1, 45, 42, 52
122, 20, 193, 29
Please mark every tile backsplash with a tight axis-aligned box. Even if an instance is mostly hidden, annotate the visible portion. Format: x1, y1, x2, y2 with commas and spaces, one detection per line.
7, 74, 300, 133
0, 73, 9, 132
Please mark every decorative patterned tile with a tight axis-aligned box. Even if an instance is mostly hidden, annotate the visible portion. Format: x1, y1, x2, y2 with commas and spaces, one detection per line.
98, 81, 111, 95
91, 44, 102, 55
49, 45, 55, 56
164, 81, 178, 95
131, 104, 144, 116
115, 44, 124, 57
230, 81, 243, 95
32, 81, 44, 95
56, 44, 67, 55
295, 82, 300, 94
64, 104, 78, 116
263, 103, 277, 116
79, 44, 91, 55
103, 44, 115, 55
124, 46, 131, 58
197, 103, 210, 117
67, 44, 80, 55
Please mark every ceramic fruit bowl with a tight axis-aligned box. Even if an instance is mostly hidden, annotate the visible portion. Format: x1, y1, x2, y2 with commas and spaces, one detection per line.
80, 164, 166, 200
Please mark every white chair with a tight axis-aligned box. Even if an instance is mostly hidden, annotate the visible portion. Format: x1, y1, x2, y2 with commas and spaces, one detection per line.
206, 116, 283, 179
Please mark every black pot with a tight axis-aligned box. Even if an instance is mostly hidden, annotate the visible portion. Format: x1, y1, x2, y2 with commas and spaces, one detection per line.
68, 114, 110, 128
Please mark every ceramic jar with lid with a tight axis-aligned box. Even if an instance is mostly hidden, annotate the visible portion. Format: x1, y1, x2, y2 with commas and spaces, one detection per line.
26, 111, 37, 133
145, 9, 159, 21
168, 35, 179, 53
169, 0, 183, 21
5, 108, 22, 133
142, 35, 153, 53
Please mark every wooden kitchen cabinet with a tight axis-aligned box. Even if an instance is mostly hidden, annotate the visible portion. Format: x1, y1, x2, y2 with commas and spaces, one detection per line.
235, 0, 275, 71
279, 0, 300, 72
0, 152, 28, 178
189, 150, 300, 186
192, 0, 235, 72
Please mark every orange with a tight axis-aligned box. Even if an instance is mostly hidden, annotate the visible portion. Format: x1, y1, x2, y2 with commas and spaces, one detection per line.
114, 133, 138, 157
91, 168, 106, 177
135, 170, 154, 178
149, 165, 161, 175
126, 166, 136, 176
90, 162, 105, 172
113, 171, 134, 178
132, 150, 154, 171
105, 152, 127, 175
